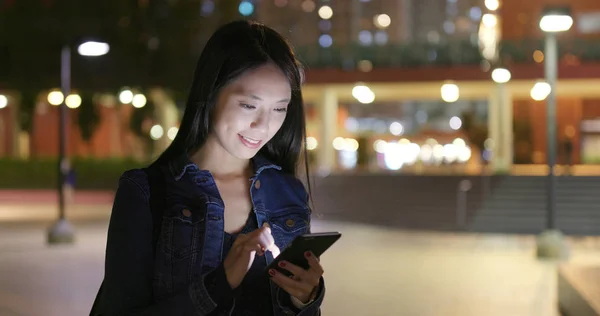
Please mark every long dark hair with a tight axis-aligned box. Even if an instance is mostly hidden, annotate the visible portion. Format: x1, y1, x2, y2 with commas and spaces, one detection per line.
157, 20, 310, 186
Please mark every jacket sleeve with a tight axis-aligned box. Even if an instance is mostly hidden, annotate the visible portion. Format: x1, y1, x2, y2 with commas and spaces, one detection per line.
96, 170, 234, 316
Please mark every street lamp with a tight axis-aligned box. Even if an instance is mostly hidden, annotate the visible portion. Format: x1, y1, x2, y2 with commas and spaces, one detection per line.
47, 40, 109, 245
536, 7, 572, 259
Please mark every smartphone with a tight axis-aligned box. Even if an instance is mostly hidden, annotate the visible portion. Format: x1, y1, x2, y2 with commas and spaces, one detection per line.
266, 232, 342, 276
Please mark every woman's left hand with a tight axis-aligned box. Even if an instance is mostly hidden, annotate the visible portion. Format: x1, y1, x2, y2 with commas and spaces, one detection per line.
269, 251, 323, 304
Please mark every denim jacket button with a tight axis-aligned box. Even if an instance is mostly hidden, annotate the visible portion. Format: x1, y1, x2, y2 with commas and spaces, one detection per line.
182, 209, 192, 217
254, 179, 261, 189
285, 219, 295, 227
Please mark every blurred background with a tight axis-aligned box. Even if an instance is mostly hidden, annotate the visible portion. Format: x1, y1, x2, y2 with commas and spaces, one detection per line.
1, 0, 600, 315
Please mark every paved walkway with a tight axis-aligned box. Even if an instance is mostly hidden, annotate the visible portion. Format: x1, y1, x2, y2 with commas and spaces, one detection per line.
1, 204, 600, 315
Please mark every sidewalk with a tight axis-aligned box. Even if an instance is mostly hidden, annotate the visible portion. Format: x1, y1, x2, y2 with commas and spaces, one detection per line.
0, 190, 114, 205
2, 215, 600, 315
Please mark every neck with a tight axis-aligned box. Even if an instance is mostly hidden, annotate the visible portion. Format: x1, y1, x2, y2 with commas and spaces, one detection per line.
190, 136, 252, 178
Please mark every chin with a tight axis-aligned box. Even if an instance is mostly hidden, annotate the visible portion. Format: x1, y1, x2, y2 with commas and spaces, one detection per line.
227, 144, 262, 160
234, 150, 259, 160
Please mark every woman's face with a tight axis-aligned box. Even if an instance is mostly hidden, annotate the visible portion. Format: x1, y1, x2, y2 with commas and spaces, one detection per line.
210, 63, 292, 160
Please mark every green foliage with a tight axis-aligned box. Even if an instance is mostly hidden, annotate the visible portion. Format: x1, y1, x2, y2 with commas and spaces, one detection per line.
0, 158, 146, 190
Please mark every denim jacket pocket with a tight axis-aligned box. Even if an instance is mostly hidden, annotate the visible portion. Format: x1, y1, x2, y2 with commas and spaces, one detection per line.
269, 208, 309, 249
161, 205, 206, 260
154, 204, 206, 298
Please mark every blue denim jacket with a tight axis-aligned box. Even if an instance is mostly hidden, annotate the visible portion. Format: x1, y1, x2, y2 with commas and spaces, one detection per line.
97, 154, 324, 315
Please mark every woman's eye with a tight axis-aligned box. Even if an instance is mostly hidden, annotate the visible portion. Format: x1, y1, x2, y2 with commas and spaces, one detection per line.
240, 103, 256, 110
274, 107, 288, 113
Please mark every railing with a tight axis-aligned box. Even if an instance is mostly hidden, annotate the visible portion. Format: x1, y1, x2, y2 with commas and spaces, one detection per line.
293, 39, 600, 68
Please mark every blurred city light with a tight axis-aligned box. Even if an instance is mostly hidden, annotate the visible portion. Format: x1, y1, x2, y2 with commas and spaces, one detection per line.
458, 147, 472, 163
540, 9, 573, 32
352, 84, 375, 104
65, 94, 82, 109
318, 5, 333, 19
150, 125, 164, 140
531, 82, 551, 101
167, 127, 178, 141
469, 7, 482, 20
358, 30, 373, 45
301, 0, 315, 12
119, 89, 134, 104
441, 83, 460, 102
132, 94, 147, 108
332, 137, 358, 152
357, 60, 373, 72
453, 138, 466, 147
533, 50, 545, 63
491, 68, 511, 83
484, 0, 499, 11
374, 14, 391, 29
443, 144, 459, 163
373, 140, 387, 153
345, 138, 359, 152
0, 95, 7, 109
449, 116, 462, 130
306, 136, 318, 150
432, 144, 444, 164
77, 41, 110, 57
478, 11, 500, 62
482, 14, 498, 28
332, 137, 345, 151
47, 91, 64, 106
318, 34, 333, 47
389, 122, 404, 136
200, 1, 215, 15
238, 1, 254, 16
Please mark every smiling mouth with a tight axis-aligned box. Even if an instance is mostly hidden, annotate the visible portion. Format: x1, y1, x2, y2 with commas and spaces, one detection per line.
241, 135, 260, 144
239, 134, 263, 148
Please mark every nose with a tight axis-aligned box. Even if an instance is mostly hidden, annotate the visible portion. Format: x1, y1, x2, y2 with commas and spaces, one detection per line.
250, 113, 269, 133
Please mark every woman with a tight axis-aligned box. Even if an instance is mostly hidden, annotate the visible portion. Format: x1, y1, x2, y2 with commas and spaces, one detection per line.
92, 20, 324, 315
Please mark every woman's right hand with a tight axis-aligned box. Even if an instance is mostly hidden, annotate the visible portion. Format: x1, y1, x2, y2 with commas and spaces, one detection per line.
223, 223, 281, 289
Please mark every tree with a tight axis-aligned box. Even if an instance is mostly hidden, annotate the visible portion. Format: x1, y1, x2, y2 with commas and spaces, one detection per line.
130, 99, 156, 158
77, 93, 100, 143
17, 90, 38, 133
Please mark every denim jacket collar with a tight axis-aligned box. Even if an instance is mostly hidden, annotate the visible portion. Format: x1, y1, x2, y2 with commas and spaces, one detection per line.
167, 152, 281, 181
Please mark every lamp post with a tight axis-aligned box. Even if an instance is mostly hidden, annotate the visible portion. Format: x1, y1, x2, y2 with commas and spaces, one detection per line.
490, 67, 511, 172
536, 7, 573, 259
47, 41, 109, 244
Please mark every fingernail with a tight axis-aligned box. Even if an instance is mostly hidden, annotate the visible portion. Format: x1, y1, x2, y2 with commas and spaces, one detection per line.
269, 269, 276, 276
278, 261, 286, 268
305, 251, 312, 258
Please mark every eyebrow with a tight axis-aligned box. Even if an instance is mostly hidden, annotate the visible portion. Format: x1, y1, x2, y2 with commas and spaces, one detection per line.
247, 94, 290, 103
